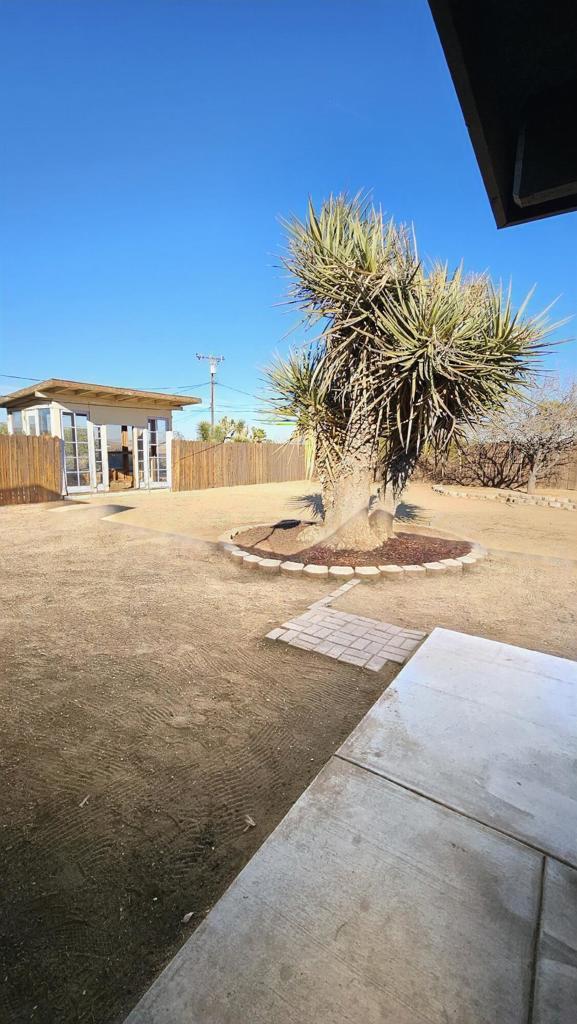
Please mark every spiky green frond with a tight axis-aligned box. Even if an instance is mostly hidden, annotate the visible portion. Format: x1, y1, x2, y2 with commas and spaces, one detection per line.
270, 194, 561, 493
262, 347, 345, 480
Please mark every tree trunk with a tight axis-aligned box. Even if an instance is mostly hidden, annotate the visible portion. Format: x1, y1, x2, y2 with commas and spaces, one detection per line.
526, 457, 540, 494
300, 448, 394, 551
322, 459, 375, 549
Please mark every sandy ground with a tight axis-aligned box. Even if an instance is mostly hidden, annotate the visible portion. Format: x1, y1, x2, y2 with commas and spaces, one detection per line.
1, 480, 576, 1022
86, 478, 577, 560
0, 502, 395, 1024
333, 559, 577, 661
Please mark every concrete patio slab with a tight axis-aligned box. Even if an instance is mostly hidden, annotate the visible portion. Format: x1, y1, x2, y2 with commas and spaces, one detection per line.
533, 858, 577, 1024
125, 756, 541, 1024
338, 628, 577, 866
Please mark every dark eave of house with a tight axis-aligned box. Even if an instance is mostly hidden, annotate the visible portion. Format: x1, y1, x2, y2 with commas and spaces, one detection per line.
428, 0, 577, 227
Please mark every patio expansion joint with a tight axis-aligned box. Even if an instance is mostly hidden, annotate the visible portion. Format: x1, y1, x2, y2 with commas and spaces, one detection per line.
333, 753, 577, 871
526, 855, 547, 1024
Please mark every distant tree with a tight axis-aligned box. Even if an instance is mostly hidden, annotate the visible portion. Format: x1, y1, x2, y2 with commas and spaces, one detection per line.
231, 419, 249, 442
0, 421, 7, 435
196, 417, 266, 443
172, 429, 185, 440
474, 380, 577, 492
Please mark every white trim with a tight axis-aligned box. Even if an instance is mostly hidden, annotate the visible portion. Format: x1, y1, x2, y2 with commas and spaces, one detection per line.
166, 429, 173, 489
50, 403, 62, 438
132, 427, 140, 489
143, 428, 150, 488
100, 424, 109, 490
87, 421, 97, 491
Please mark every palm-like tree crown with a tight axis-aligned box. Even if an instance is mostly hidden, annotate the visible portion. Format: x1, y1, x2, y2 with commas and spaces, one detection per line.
274, 194, 558, 492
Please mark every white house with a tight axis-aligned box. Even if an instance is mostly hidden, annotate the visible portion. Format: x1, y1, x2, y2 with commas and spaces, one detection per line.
1, 378, 201, 494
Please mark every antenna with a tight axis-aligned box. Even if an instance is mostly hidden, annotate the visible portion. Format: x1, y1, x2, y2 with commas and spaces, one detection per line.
196, 353, 224, 427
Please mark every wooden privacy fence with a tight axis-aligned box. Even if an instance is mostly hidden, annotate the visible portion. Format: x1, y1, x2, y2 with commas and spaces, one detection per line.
0, 435, 63, 505
172, 440, 307, 491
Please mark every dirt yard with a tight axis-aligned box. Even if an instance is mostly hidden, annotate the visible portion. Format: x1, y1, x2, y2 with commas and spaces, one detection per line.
0, 501, 396, 1024
88, 478, 577, 560
1, 480, 576, 1023
332, 558, 577, 661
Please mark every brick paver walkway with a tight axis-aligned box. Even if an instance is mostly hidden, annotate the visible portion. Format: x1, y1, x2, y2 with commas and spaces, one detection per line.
266, 581, 426, 671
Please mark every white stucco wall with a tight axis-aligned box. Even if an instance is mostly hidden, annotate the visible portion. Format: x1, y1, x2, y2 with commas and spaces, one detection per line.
49, 399, 173, 433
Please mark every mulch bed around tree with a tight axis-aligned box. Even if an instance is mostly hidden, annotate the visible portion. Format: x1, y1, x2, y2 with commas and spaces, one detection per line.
234, 522, 471, 566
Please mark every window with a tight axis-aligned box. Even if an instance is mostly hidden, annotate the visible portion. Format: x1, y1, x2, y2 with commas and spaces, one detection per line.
62, 412, 90, 488
21, 408, 51, 436
148, 417, 168, 483
11, 411, 23, 434
26, 411, 39, 436
38, 409, 51, 435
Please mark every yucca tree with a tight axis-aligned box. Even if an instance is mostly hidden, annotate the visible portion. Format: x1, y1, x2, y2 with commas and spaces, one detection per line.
265, 347, 345, 488
265, 194, 557, 550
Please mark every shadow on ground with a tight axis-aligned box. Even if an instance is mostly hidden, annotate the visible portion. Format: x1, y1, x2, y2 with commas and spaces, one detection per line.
394, 501, 430, 525
289, 492, 325, 519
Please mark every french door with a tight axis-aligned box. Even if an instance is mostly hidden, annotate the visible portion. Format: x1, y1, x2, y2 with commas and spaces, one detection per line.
62, 412, 91, 491
62, 413, 108, 492
148, 417, 169, 487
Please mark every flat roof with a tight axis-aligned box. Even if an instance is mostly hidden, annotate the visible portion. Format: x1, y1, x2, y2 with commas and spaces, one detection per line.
428, 0, 577, 227
0, 378, 202, 411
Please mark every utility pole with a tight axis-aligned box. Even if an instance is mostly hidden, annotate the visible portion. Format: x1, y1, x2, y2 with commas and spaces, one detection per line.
196, 353, 224, 428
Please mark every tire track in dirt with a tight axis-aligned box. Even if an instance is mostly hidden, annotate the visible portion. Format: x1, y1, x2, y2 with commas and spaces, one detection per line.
0, 505, 393, 1024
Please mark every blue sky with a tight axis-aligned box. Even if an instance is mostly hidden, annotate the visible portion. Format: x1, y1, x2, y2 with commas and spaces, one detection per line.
1, 0, 575, 438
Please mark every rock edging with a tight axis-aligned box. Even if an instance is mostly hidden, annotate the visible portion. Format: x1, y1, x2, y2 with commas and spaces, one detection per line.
217, 527, 487, 582
432, 485, 576, 511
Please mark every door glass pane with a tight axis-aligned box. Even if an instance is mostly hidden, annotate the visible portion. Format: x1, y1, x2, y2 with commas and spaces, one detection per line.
62, 413, 75, 443
12, 411, 23, 434
75, 414, 88, 442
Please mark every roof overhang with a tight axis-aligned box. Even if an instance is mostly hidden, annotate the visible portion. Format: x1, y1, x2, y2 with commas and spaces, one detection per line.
428, 0, 577, 227
0, 378, 202, 411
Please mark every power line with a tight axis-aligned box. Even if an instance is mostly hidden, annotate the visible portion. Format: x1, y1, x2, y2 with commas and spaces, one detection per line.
0, 373, 43, 382
174, 401, 210, 410
143, 381, 211, 392
218, 382, 260, 399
